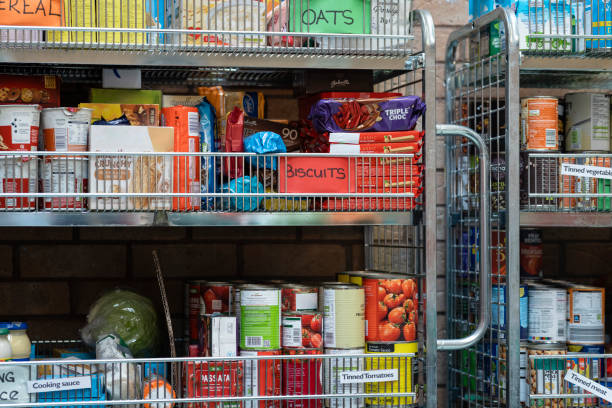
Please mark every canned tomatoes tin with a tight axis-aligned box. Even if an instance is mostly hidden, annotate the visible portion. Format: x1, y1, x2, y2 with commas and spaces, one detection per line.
322, 284, 365, 349
363, 273, 417, 342
365, 342, 417, 407
185, 360, 243, 408
281, 348, 323, 408
528, 283, 567, 343
201, 282, 233, 315
348, 271, 372, 286
40, 107, 92, 152
241, 349, 282, 408
527, 342, 566, 408
241, 285, 281, 350
521, 97, 559, 151
520, 229, 543, 278
40, 157, 88, 210
282, 312, 323, 349
323, 348, 365, 408
281, 285, 318, 313
336, 273, 350, 283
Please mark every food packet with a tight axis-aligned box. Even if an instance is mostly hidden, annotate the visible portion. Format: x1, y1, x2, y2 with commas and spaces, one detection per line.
221, 176, 263, 212
96, 333, 141, 407
92, 114, 131, 126
197, 98, 217, 209
243, 131, 286, 170
224, 107, 244, 179
143, 375, 176, 408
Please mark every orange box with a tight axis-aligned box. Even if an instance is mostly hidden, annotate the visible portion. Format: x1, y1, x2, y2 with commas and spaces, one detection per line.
162, 106, 201, 211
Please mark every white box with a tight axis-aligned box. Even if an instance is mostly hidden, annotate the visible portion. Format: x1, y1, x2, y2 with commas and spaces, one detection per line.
515, 0, 572, 51
162, 95, 203, 108
102, 69, 142, 89
88, 126, 174, 210
200, 315, 237, 357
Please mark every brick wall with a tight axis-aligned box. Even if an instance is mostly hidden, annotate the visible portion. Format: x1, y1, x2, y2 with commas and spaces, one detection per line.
0, 226, 364, 340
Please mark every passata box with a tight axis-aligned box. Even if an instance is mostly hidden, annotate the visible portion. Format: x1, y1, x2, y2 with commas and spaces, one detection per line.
88, 126, 174, 211
185, 361, 243, 408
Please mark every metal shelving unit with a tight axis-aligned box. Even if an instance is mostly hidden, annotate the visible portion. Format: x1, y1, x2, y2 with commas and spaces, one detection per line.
445, 4, 611, 407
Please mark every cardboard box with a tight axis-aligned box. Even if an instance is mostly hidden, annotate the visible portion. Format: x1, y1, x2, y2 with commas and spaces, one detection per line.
90, 88, 162, 105
88, 126, 174, 210
329, 130, 424, 144
198, 315, 237, 357
243, 117, 300, 152
48, 0, 96, 43
0, 75, 60, 108
294, 70, 374, 97
78, 103, 160, 126
329, 142, 422, 154
162, 95, 203, 108
185, 361, 243, 408
97, 0, 146, 44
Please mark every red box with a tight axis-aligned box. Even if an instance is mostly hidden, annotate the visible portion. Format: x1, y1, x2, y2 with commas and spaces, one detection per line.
322, 197, 419, 211
328, 130, 424, 144
185, 361, 243, 408
0, 75, 60, 108
329, 142, 422, 155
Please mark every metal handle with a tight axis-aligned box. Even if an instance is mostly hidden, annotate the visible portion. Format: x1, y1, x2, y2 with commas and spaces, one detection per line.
436, 124, 491, 351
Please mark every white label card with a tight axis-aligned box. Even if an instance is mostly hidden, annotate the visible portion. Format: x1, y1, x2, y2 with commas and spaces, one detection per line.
564, 369, 612, 403
0, 365, 30, 403
560, 163, 612, 180
27, 376, 92, 394
339, 369, 398, 384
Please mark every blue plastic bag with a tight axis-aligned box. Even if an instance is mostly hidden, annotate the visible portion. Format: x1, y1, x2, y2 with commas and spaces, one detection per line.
222, 176, 264, 212
243, 131, 287, 170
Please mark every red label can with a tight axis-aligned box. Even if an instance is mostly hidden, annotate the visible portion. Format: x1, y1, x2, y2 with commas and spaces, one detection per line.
185, 360, 243, 408
202, 282, 233, 314
363, 274, 418, 342
240, 349, 281, 408
188, 281, 203, 342
282, 312, 323, 349
520, 229, 543, 278
281, 285, 318, 312
282, 348, 323, 408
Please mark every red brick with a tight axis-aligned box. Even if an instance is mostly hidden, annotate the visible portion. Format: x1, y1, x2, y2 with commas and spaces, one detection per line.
302, 227, 364, 241
0, 282, 70, 315
192, 227, 297, 241
0, 245, 11, 277
20, 245, 126, 278
351, 244, 365, 270
132, 244, 237, 278
565, 243, 612, 277
0, 228, 73, 241
72, 279, 185, 316
79, 227, 187, 241
242, 244, 346, 280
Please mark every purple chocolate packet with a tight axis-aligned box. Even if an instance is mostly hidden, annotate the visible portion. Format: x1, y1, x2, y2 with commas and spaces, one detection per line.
309, 96, 426, 134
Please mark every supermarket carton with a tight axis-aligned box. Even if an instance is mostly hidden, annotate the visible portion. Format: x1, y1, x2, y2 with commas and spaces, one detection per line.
88, 125, 174, 210
97, 0, 146, 44
198, 315, 238, 357
328, 130, 424, 144
78, 103, 160, 126
47, 0, 96, 43
243, 117, 301, 152
162, 95, 203, 108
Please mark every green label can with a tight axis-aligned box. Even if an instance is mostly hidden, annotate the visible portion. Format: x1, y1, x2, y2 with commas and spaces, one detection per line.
240, 286, 281, 350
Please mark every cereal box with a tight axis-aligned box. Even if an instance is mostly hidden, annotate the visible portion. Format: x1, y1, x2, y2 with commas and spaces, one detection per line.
78, 103, 160, 126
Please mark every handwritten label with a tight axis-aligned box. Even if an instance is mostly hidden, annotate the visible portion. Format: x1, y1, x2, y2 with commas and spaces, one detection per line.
0, 0, 62, 27
565, 369, 612, 402
289, 1, 371, 34
339, 369, 398, 384
27, 376, 91, 394
278, 157, 352, 194
0, 365, 30, 403
560, 163, 612, 180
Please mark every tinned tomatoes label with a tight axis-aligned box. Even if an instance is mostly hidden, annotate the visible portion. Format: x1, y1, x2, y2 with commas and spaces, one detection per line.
364, 277, 418, 342
202, 284, 232, 314
282, 313, 323, 349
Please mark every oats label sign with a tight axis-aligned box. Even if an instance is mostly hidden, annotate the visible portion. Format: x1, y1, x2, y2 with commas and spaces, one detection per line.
288, 0, 371, 34
0, 0, 62, 27
0, 365, 30, 403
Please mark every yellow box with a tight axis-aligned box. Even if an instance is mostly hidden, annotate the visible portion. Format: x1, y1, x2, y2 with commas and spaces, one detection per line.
365, 342, 417, 406
48, 0, 96, 43
97, 0, 145, 44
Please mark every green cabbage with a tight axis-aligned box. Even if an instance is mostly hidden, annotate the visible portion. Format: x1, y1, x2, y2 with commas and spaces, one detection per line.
82, 289, 160, 357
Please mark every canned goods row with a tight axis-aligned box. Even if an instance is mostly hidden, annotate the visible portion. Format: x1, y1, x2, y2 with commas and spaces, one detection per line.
521, 94, 611, 153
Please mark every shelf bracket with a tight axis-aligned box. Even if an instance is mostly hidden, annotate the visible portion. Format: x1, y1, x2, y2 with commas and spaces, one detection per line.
153, 211, 169, 226
405, 54, 425, 71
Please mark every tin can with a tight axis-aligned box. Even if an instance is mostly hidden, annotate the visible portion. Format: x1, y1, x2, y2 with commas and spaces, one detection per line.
558, 100, 565, 151
491, 153, 507, 212
0, 104, 40, 153
185, 360, 243, 408
240, 285, 281, 350
528, 342, 567, 408
39, 157, 88, 210
567, 344, 604, 407
521, 284, 529, 341
365, 342, 417, 407
363, 273, 417, 342
323, 348, 365, 408
491, 229, 507, 283
201, 282, 233, 315
241, 349, 282, 408
282, 312, 323, 349
336, 273, 350, 283
348, 271, 371, 286
520, 228, 543, 278
492, 284, 507, 339
281, 285, 318, 313
500, 341, 529, 406
559, 156, 609, 211
281, 348, 323, 408
528, 283, 568, 343
187, 281, 205, 342
521, 97, 559, 151
520, 152, 559, 210
322, 284, 365, 349
40, 107, 92, 152
232, 281, 248, 345
600, 378, 612, 407
565, 93, 610, 152
567, 286, 605, 345
0, 157, 37, 209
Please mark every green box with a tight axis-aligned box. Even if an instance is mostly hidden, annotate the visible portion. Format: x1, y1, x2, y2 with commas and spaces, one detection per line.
90, 88, 162, 105
288, 0, 371, 34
